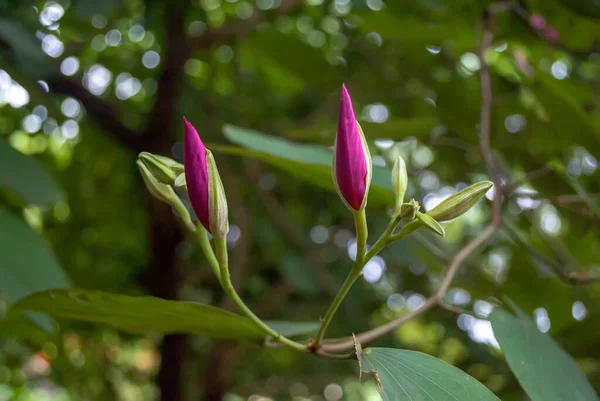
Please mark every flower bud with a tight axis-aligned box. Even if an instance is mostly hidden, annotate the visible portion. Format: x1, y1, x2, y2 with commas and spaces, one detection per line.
138, 152, 182, 186
333, 84, 372, 211
400, 198, 419, 221
136, 160, 178, 205
543, 27, 560, 43
416, 211, 445, 237
392, 156, 408, 211
529, 14, 546, 30
427, 181, 493, 222
184, 117, 229, 236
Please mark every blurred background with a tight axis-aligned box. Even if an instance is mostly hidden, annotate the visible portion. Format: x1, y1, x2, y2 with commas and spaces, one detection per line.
0, 0, 599, 400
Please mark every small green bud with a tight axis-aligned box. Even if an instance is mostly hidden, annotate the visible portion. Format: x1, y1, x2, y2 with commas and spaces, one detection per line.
206, 150, 229, 237
400, 198, 420, 221
392, 156, 408, 212
139, 152, 182, 186
427, 181, 493, 222
136, 160, 178, 205
416, 211, 445, 237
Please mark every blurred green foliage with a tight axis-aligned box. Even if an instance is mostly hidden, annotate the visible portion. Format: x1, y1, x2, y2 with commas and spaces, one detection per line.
0, 0, 599, 400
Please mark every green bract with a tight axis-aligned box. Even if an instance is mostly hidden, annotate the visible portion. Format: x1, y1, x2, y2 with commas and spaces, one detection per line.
206, 150, 229, 237
416, 211, 445, 237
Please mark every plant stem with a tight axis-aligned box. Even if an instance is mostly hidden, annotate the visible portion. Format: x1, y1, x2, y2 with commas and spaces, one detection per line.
171, 197, 197, 233
213, 236, 307, 352
354, 209, 368, 263
312, 263, 362, 348
196, 227, 222, 285
313, 211, 397, 349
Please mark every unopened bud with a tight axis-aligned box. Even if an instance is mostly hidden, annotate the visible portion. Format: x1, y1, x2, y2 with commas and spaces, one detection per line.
427, 181, 493, 222
416, 211, 445, 237
529, 14, 546, 30
139, 152, 182, 186
400, 199, 419, 221
136, 160, 178, 205
333, 84, 372, 211
543, 27, 560, 43
392, 156, 408, 211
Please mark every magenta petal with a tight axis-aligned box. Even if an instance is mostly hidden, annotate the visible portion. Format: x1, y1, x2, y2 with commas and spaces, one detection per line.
335, 84, 368, 210
183, 117, 211, 232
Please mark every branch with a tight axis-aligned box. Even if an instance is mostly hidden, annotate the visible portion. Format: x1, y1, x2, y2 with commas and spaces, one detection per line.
143, 1, 190, 152
320, 224, 497, 353
45, 76, 143, 150
502, 223, 599, 285
478, 7, 503, 226
189, 0, 303, 50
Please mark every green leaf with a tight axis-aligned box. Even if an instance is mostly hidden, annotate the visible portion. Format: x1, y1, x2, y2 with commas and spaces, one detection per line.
535, 73, 600, 151
16, 289, 319, 340
288, 118, 439, 141
266, 321, 320, 338
216, 125, 394, 206
0, 139, 64, 206
357, 347, 500, 401
0, 205, 70, 304
490, 308, 599, 401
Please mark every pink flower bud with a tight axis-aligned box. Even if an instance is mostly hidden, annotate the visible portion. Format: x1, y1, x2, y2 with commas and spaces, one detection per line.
543, 27, 560, 43
529, 14, 546, 30
183, 117, 210, 232
333, 84, 372, 211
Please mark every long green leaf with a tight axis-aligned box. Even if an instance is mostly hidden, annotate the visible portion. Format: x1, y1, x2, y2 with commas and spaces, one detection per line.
490, 308, 599, 401
16, 289, 319, 340
219, 125, 394, 206
0, 139, 64, 206
357, 347, 500, 401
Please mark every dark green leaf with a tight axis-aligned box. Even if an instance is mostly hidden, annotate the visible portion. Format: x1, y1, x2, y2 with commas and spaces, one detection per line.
0, 139, 64, 206
288, 118, 439, 141
490, 308, 599, 401
357, 347, 500, 401
17, 289, 319, 340
0, 205, 70, 303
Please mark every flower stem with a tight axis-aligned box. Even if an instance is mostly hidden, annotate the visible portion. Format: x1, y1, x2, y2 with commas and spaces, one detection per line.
196, 227, 222, 285
213, 236, 307, 352
312, 263, 362, 348
171, 196, 197, 234
313, 214, 401, 349
354, 209, 368, 263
